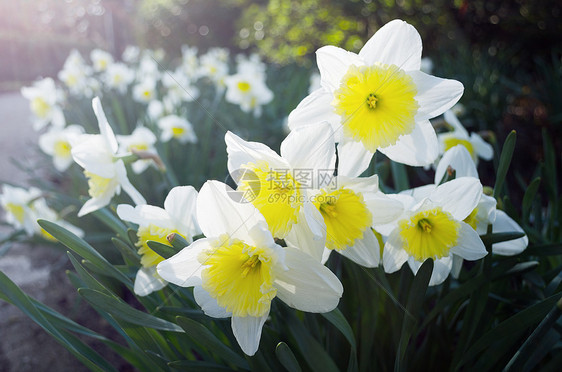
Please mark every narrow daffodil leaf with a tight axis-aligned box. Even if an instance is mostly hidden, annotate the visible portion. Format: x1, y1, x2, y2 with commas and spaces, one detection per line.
78, 288, 183, 332
175, 316, 249, 369
522, 177, 541, 221
91, 206, 129, 238
167, 360, 234, 371
147, 240, 179, 259
321, 308, 357, 350
112, 237, 141, 265
480, 231, 526, 246
275, 342, 301, 372
38, 219, 131, 285
391, 161, 409, 192
493, 130, 516, 198
167, 233, 189, 250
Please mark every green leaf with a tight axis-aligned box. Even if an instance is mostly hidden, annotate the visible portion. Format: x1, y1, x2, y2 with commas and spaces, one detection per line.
522, 177, 541, 221
275, 342, 301, 372
391, 161, 409, 192
480, 231, 526, 246
175, 316, 249, 369
321, 308, 356, 350
147, 240, 179, 259
38, 219, 131, 285
494, 130, 516, 198
91, 206, 129, 238
167, 360, 234, 371
78, 288, 183, 332
395, 259, 433, 372
112, 237, 140, 265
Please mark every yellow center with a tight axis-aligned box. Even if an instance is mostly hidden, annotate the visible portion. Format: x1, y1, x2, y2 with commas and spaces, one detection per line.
314, 188, 372, 251
54, 140, 71, 158
399, 207, 460, 261
84, 171, 114, 198
237, 81, 251, 92
5, 203, 25, 224
199, 239, 277, 317
31, 97, 51, 119
333, 64, 419, 152
143, 90, 152, 98
65, 74, 78, 87
171, 127, 185, 138
463, 207, 479, 230
129, 143, 149, 152
443, 137, 476, 161
137, 224, 180, 268
238, 161, 302, 238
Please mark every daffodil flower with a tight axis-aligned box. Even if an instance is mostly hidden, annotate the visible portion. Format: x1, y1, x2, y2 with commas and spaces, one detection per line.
71, 97, 146, 217
225, 124, 336, 259
224, 72, 273, 117
38, 125, 84, 172
104, 62, 135, 94
288, 19, 463, 167
383, 177, 487, 285
21, 77, 66, 130
90, 48, 114, 72
116, 127, 158, 174
438, 110, 493, 165
157, 115, 197, 144
117, 186, 200, 296
157, 181, 343, 355
0, 185, 42, 236
132, 78, 157, 104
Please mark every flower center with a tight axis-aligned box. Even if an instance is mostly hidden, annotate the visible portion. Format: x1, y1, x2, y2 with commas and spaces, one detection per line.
54, 140, 72, 158
237, 81, 251, 92
84, 170, 116, 198
399, 207, 460, 261
5, 203, 25, 224
199, 239, 277, 317
314, 188, 372, 251
463, 207, 479, 230
333, 63, 419, 152
31, 97, 51, 119
137, 224, 180, 268
443, 137, 476, 160
172, 127, 185, 138
238, 161, 301, 238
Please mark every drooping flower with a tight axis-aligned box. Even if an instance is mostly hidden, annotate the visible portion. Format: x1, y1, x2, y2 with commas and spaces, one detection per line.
38, 125, 84, 172
116, 127, 158, 174
288, 19, 464, 167
382, 177, 487, 285
71, 97, 146, 216
157, 181, 343, 355
157, 115, 197, 144
117, 186, 200, 296
438, 110, 493, 165
20, 78, 66, 130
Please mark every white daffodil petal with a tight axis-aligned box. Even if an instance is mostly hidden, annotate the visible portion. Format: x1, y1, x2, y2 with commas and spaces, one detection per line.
71, 136, 115, 178
285, 210, 326, 262
337, 140, 374, 178
116, 204, 169, 226
434, 145, 478, 184
379, 119, 438, 166
470, 133, 494, 160
383, 229, 409, 273
280, 122, 336, 173
365, 193, 404, 226
450, 222, 488, 260
338, 228, 380, 268
193, 286, 231, 318
115, 160, 146, 206
274, 247, 343, 313
156, 238, 209, 288
302, 198, 328, 241
444, 110, 468, 136
287, 89, 342, 139
92, 97, 119, 153
408, 256, 453, 286
134, 267, 167, 296
197, 181, 266, 240
492, 210, 528, 256
358, 19, 422, 71
316, 45, 363, 91
430, 177, 482, 221
231, 314, 268, 356
225, 131, 287, 174
78, 193, 113, 217
165, 186, 200, 235
410, 71, 464, 121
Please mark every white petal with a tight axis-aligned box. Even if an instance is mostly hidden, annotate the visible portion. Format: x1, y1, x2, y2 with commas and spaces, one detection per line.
337, 140, 373, 178
359, 19, 422, 70
383, 229, 409, 273
164, 186, 200, 237
492, 210, 528, 256
285, 209, 326, 262
196, 181, 267, 241
434, 145, 478, 184
77, 193, 113, 217
379, 120, 438, 166
71, 135, 115, 178
301, 197, 327, 241
134, 267, 167, 296
411, 71, 464, 121
408, 256, 453, 286
470, 133, 494, 160
225, 131, 287, 174
364, 192, 404, 225
287, 89, 342, 140
274, 247, 343, 313
92, 97, 118, 154
430, 177, 482, 221
156, 238, 210, 287
316, 45, 363, 91
450, 222, 487, 260
193, 286, 231, 318
280, 122, 336, 173
116, 204, 168, 226
444, 110, 468, 136
115, 160, 146, 206
231, 314, 268, 356
338, 228, 380, 267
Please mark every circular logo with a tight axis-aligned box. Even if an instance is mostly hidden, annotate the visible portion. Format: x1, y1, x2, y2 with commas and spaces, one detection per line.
224, 168, 260, 203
